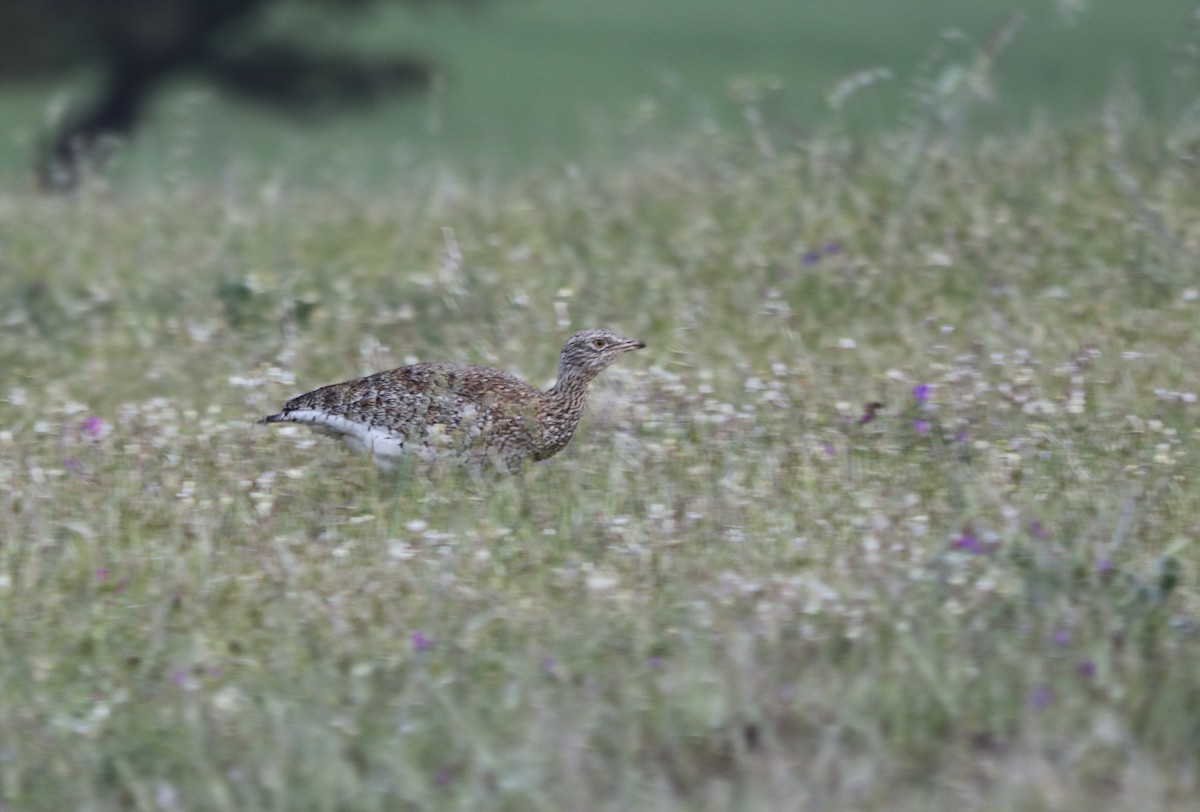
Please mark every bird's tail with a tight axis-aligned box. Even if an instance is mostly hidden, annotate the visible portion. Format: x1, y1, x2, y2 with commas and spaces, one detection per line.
257, 413, 286, 425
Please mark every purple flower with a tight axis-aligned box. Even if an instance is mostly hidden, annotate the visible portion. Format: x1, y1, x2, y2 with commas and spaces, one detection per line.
170, 670, 188, 687
411, 631, 432, 652
1028, 685, 1054, 711
1096, 556, 1114, 578
81, 416, 103, 437
63, 456, 80, 470
435, 768, 454, 787
912, 383, 930, 404
822, 241, 842, 255
648, 656, 664, 669
1027, 520, 1048, 540
801, 250, 822, 267
1078, 660, 1096, 679
1051, 628, 1071, 647
94, 567, 109, 580
912, 419, 931, 435
821, 443, 836, 456
951, 534, 984, 554
541, 655, 558, 675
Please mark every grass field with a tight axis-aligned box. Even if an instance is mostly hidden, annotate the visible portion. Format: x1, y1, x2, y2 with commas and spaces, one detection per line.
0, 0, 1196, 185
3, 84, 1200, 807
3, 2, 1200, 808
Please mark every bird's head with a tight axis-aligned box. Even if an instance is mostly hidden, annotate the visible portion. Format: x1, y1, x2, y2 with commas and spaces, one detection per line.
558, 328, 645, 378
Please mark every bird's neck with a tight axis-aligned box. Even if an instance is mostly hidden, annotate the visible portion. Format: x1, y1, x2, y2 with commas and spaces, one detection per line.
546, 367, 596, 409
529, 368, 597, 460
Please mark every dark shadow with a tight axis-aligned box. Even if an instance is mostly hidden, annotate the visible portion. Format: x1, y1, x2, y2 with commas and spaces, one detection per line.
0, 0, 482, 189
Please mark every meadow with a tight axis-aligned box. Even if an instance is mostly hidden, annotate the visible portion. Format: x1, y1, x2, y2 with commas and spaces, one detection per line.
3, 92, 1200, 808
2, 3, 1200, 808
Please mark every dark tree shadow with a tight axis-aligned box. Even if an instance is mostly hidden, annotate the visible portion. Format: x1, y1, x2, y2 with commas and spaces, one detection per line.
0, 0, 480, 189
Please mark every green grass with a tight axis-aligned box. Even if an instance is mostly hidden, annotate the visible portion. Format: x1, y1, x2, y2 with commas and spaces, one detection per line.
0, 0, 1196, 184
2, 94, 1200, 808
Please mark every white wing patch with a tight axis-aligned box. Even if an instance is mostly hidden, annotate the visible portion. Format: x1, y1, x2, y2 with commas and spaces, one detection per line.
277, 408, 492, 471
279, 409, 412, 470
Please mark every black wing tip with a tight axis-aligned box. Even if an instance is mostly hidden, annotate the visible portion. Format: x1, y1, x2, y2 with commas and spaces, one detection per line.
258, 413, 286, 425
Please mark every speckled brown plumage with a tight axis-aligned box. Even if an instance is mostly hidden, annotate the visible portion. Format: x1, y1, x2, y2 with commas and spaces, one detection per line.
258, 328, 645, 473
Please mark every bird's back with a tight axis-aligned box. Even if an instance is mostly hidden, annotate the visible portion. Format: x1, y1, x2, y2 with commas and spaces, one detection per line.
284, 363, 537, 430
262, 362, 544, 469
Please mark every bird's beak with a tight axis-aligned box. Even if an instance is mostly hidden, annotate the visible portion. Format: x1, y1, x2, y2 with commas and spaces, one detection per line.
624, 339, 646, 351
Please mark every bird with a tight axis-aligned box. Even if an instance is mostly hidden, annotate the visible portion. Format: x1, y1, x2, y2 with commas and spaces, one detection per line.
258, 328, 645, 473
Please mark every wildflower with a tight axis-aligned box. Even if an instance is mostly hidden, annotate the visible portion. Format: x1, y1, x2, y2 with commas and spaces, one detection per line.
541, 655, 558, 675
94, 567, 109, 580
1078, 660, 1096, 679
801, 250, 821, 267
1095, 556, 1114, 578
1027, 520, 1048, 540
586, 572, 619, 591
411, 631, 432, 652
912, 419, 931, 435
648, 656, 664, 669
951, 534, 984, 554
1051, 628, 1071, 647
912, 383, 930, 404
81, 416, 104, 437
822, 241, 842, 255
1028, 685, 1054, 711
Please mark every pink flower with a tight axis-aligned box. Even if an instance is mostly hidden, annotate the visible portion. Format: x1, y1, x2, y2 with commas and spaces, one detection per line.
81, 416, 104, 437
411, 631, 432, 652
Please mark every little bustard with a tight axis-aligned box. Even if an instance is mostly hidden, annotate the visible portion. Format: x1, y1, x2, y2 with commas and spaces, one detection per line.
258, 328, 645, 473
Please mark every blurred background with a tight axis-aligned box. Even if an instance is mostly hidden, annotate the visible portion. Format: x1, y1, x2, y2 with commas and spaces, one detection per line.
0, 0, 1194, 189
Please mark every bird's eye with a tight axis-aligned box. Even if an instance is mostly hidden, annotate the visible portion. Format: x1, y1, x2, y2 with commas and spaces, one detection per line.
591, 338, 607, 349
